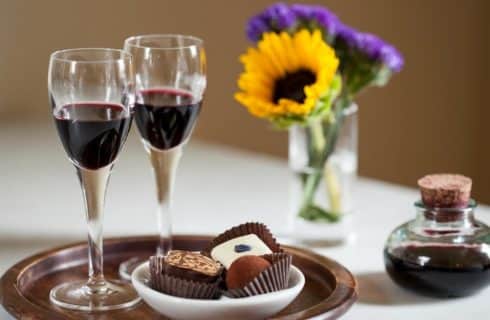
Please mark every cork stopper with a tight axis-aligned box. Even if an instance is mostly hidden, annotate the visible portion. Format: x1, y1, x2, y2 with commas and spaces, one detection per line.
417, 174, 472, 208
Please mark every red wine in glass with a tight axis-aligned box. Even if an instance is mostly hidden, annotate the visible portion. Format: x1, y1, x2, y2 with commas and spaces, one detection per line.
134, 89, 202, 150
54, 102, 132, 170
48, 48, 140, 311
119, 35, 206, 280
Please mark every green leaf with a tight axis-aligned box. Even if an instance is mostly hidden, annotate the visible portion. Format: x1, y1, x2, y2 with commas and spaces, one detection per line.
306, 74, 342, 122
372, 65, 393, 87
299, 204, 341, 223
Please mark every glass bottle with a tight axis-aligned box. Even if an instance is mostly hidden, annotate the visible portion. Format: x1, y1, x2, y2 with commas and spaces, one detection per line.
384, 200, 490, 297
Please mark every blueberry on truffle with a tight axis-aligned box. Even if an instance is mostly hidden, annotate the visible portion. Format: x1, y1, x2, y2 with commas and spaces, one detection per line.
226, 255, 271, 290
234, 244, 252, 253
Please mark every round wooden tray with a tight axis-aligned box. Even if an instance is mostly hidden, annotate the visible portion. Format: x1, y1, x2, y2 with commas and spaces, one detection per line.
0, 235, 357, 319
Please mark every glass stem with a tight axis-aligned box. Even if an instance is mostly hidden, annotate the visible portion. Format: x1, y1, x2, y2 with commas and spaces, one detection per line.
77, 165, 112, 294
149, 145, 183, 256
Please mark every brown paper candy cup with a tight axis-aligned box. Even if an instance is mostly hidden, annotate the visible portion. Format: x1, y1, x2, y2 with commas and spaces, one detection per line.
226, 253, 293, 298
202, 222, 283, 256
149, 256, 221, 299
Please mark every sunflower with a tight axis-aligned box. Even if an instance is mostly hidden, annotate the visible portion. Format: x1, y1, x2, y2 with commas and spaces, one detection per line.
235, 29, 340, 126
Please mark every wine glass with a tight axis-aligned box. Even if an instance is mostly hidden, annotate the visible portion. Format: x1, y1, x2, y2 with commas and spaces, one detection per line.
119, 35, 206, 279
48, 48, 140, 311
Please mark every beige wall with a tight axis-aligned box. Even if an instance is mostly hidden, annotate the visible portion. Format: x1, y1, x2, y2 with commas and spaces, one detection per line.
1, 0, 489, 202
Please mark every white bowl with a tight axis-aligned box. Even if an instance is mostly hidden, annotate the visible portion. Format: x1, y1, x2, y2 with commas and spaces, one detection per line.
132, 262, 305, 320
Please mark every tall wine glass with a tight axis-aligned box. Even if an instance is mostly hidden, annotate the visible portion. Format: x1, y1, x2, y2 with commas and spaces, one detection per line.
48, 48, 140, 311
119, 35, 206, 279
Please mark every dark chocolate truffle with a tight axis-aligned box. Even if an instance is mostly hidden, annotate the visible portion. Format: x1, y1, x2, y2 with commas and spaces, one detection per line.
164, 250, 222, 283
150, 254, 222, 299
226, 255, 271, 290
418, 174, 472, 208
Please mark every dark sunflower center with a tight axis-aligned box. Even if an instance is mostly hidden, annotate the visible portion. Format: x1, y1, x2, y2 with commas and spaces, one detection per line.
273, 69, 316, 104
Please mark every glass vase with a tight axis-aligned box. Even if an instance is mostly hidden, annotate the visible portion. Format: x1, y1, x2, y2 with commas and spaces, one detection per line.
288, 103, 358, 245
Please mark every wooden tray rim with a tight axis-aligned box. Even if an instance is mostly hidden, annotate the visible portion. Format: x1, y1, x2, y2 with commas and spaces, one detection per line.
0, 235, 358, 320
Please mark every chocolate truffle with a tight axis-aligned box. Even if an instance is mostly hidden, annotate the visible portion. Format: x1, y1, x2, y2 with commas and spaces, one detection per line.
150, 253, 223, 299
226, 255, 271, 290
211, 234, 273, 269
418, 174, 472, 208
164, 250, 222, 283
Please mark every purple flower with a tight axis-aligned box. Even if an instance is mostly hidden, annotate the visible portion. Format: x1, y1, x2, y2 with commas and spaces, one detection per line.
246, 3, 295, 42
358, 33, 404, 72
379, 44, 404, 72
336, 26, 404, 72
245, 2, 405, 73
246, 15, 270, 42
291, 4, 340, 37
336, 23, 363, 48
314, 7, 340, 35
246, 3, 341, 42
359, 33, 384, 59
289, 3, 315, 18
262, 3, 296, 29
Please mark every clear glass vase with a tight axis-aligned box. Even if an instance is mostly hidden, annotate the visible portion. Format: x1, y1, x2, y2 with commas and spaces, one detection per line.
288, 103, 358, 245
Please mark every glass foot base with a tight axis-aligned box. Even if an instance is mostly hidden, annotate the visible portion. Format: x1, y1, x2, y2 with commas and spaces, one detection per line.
119, 257, 147, 281
50, 280, 141, 311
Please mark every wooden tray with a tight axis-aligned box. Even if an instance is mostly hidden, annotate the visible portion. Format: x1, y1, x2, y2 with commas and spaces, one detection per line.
0, 235, 357, 319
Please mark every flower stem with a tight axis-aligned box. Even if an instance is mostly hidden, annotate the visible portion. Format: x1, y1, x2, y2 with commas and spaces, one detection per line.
324, 162, 342, 214
310, 118, 326, 158
297, 103, 346, 223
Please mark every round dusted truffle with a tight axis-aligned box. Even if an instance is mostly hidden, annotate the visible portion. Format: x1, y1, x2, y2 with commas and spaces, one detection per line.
418, 174, 472, 208
226, 255, 271, 290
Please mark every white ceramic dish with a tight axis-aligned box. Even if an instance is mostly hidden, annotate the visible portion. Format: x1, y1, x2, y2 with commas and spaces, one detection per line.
132, 262, 305, 320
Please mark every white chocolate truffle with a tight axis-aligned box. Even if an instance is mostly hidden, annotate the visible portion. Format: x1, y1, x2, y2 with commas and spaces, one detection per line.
210, 234, 272, 269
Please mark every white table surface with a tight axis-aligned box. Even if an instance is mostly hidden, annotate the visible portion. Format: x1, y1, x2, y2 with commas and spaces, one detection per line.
1, 122, 489, 319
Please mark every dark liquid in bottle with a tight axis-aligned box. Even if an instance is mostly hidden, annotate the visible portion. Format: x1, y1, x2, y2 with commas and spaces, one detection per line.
54, 103, 131, 170
384, 245, 490, 297
134, 89, 202, 150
